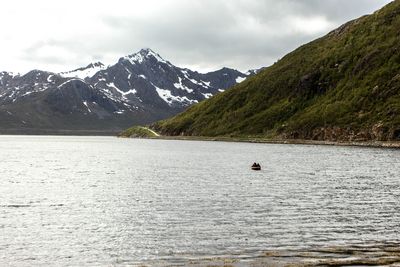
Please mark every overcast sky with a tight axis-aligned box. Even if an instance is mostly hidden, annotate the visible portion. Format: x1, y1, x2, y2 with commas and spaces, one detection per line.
0, 0, 393, 74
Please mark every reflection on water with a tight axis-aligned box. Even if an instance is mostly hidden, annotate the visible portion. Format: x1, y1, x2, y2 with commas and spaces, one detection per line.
0, 136, 399, 266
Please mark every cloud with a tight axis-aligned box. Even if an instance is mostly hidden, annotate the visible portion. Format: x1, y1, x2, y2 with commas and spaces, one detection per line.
0, 0, 393, 73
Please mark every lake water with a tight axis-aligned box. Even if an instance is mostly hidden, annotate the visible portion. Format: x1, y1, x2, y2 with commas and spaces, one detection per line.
0, 136, 399, 266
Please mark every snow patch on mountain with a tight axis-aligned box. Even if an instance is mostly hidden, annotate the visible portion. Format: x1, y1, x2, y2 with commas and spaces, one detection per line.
60, 62, 106, 79
106, 82, 137, 100
202, 93, 213, 99
236, 76, 246, 83
47, 75, 54, 82
155, 86, 197, 106
83, 101, 91, 113
201, 81, 211, 87
57, 78, 85, 88
122, 89, 137, 95
174, 77, 193, 93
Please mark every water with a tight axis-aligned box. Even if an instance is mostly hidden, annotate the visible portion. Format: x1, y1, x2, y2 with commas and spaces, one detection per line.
0, 136, 399, 266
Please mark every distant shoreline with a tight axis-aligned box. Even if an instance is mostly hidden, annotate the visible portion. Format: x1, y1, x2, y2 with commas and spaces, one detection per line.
1, 129, 399, 148
0, 129, 121, 136
124, 134, 400, 149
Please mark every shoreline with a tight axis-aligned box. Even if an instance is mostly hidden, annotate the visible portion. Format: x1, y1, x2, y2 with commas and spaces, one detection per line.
1, 129, 399, 149
127, 134, 400, 149
0, 129, 121, 136
136, 242, 400, 267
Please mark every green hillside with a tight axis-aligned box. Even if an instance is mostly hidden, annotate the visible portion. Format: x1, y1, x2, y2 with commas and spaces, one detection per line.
119, 126, 159, 138
153, 0, 400, 142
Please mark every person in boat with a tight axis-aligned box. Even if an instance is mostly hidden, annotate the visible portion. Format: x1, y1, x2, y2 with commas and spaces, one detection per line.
251, 162, 261, 169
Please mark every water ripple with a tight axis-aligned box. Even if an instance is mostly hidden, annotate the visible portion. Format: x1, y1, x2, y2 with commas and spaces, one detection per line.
0, 136, 399, 266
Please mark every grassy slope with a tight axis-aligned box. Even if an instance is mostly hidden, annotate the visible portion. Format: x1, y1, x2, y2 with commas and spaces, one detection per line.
118, 126, 158, 138
154, 0, 400, 141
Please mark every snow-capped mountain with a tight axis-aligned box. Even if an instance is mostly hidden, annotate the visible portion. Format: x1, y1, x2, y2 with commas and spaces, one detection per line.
0, 48, 258, 133
60, 62, 106, 79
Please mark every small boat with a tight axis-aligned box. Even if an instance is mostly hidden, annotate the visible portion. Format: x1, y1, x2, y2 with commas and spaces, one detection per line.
251, 163, 261, 171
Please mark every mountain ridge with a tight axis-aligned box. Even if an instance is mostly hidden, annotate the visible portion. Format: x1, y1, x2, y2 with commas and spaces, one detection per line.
0, 48, 259, 133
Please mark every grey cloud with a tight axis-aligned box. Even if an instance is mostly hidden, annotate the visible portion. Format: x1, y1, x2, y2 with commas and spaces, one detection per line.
21, 53, 66, 67
97, 0, 392, 72
20, 38, 114, 71
18, 0, 394, 72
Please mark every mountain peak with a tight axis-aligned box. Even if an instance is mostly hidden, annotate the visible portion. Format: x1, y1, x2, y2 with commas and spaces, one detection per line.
138, 47, 157, 56
86, 62, 105, 69
123, 48, 169, 65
